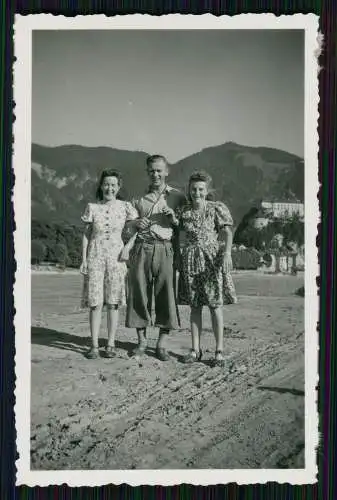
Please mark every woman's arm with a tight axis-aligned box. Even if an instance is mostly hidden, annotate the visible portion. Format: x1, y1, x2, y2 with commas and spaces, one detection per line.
82, 228, 89, 260
219, 226, 233, 272
219, 225, 233, 254
80, 225, 91, 273
124, 200, 147, 234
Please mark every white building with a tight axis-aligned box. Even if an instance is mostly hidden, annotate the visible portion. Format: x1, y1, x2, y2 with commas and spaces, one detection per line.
261, 200, 304, 219
252, 199, 304, 228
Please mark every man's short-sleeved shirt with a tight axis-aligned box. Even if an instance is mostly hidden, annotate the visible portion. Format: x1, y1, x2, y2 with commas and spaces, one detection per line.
133, 185, 186, 242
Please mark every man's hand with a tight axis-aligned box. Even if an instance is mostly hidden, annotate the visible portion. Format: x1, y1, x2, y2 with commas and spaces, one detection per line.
136, 217, 151, 230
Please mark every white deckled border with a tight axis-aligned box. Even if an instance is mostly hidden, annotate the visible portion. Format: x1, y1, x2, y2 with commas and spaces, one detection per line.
13, 13, 320, 487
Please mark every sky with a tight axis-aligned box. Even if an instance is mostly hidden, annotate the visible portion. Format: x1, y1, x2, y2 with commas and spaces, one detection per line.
32, 29, 304, 163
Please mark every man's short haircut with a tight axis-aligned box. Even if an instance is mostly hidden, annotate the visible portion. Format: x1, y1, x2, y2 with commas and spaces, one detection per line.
146, 154, 168, 168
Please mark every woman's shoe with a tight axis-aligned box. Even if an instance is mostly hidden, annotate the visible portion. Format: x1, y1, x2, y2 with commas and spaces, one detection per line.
86, 347, 99, 359
182, 349, 202, 364
212, 350, 227, 368
104, 346, 117, 358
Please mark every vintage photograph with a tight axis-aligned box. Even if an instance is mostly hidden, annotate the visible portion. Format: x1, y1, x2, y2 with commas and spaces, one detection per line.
14, 14, 319, 486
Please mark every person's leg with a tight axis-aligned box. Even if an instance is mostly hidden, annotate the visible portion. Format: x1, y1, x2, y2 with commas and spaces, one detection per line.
153, 243, 180, 330
182, 306, 203, 363
103, 248, 128, 355
210, 306, 226, 366
125, 244, 153, 330
152, 243, 180, 360
103, 304, 119, 358
86, 254, 104, 358
87, 305, 103, 358
135, 327, 147, 353
107, 304, 119, 347
191, 306, 202, 353
90, 305, 103, 346
125, 243, 154, 356
210, 306, 224, 352
156, 328, 168, 349
154, 329, 170, 361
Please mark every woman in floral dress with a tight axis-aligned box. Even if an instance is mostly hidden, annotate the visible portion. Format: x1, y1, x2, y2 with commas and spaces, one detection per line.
80, 169, 138, 359
177, 171, 237, 367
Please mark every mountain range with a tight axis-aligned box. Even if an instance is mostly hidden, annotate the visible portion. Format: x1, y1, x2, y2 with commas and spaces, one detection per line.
31, 142, 304, 227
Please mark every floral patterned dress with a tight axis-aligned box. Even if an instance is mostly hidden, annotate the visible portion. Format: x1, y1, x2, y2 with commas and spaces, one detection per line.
177, 201, 237, 308
81, 200, 138, 308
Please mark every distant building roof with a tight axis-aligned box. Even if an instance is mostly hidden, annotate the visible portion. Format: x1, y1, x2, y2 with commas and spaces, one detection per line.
261, 197, 303, 204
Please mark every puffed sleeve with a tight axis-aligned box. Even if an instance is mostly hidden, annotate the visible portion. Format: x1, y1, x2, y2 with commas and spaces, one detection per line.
174, 204, 183, 219
214, 202, 233, 229
81, 203, 93, 224
174, 204, 187, 250
125, 201, 139, 221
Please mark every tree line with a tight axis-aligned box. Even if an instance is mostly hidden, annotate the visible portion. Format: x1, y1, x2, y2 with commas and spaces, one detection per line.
234, 212, 304, 251
31, 213, 304, 270
32, 220, 83, 268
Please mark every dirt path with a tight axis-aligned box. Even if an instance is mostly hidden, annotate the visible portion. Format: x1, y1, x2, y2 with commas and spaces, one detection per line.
31, 275, 304, 470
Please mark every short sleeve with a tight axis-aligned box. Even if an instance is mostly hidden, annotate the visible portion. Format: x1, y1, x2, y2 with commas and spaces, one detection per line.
214, 202, 233, 229
174, 204, 189, 233
125, 201, 139, 221
130, 197, 141, 213
81, 203, 93, 224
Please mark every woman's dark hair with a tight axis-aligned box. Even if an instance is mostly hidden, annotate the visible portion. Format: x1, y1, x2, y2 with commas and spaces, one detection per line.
187, 170, 214, 201
96, 169, 123, 201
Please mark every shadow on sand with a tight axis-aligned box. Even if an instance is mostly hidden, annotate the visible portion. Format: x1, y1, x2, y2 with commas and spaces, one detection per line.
31, 326, 182, 362
257, 385, 305, 397
32, 326, 137, 357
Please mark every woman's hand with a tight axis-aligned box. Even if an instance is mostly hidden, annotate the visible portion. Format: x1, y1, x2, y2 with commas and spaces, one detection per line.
80, 260, 88, 275
162, 206, 179, 225
161, 206, 175, 217
222, 253, 233, 273
136, 217, 151, 230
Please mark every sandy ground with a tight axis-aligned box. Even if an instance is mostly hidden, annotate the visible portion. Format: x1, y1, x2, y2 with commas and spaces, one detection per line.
31, 273, 305, 470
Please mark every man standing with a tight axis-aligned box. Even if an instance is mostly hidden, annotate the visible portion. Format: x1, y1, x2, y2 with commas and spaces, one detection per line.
126, 155, 186, 361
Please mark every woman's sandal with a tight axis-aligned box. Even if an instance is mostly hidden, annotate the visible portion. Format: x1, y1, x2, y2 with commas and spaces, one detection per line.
182, 349, 203, 364
104, 346, 117, 358
212, 350, 227, 368
86, 347, 99, 359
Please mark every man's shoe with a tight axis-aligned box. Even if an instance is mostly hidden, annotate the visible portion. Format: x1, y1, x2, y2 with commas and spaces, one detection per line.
156, 347, 170, 361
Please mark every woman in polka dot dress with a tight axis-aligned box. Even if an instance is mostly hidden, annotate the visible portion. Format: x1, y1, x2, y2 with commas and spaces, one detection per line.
177, 171, 237, 367
80, 169, 138, 359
